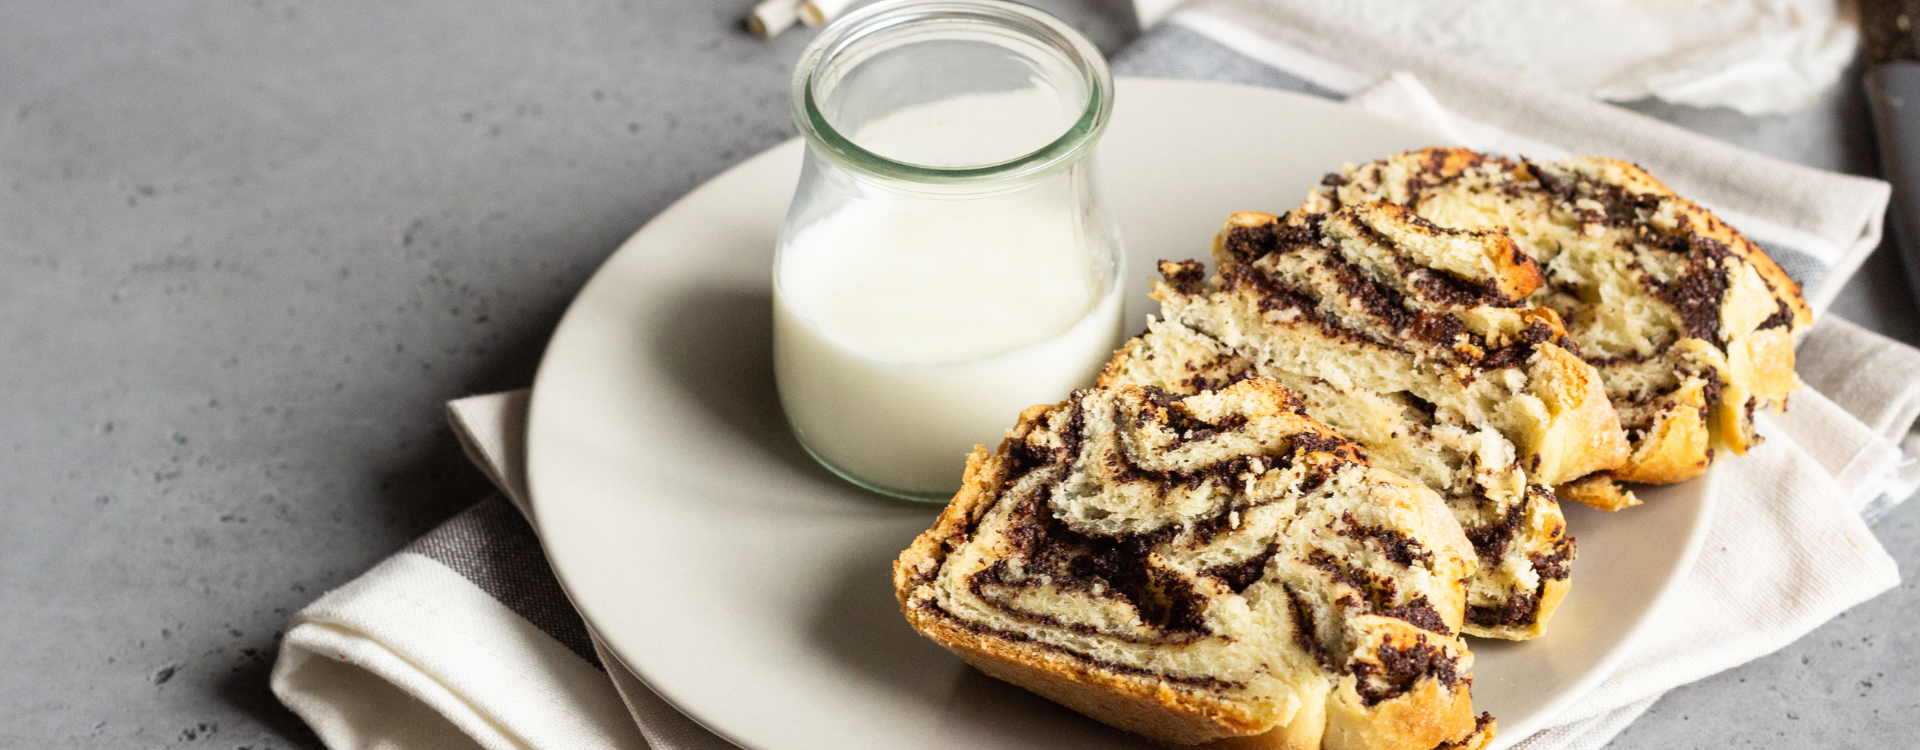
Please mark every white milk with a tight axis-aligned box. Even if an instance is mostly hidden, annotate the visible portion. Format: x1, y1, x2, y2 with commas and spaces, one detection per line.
773, 90, 1122, 496
774, 277, 1122, 496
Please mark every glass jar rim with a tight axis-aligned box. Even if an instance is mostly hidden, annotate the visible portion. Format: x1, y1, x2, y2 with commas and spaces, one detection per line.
790, 0, 1115, 186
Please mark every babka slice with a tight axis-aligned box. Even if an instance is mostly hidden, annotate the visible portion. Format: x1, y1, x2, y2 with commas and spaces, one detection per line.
1103, 203, 1626, 639
1305, 148, 1809, 490
895, 380, 1487, 750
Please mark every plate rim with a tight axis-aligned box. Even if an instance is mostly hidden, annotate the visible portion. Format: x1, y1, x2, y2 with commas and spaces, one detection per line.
1484, 465, 1720, 746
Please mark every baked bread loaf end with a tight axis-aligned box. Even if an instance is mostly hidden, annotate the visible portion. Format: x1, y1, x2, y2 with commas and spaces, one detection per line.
895, 380, 1487, 749
1307, 148, 1808, 493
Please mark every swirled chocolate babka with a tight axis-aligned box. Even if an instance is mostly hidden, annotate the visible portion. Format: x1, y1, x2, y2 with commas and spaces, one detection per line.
1102, 203, 1625, 639
895, 380, 1489, 749
1305, 148, 1808, 496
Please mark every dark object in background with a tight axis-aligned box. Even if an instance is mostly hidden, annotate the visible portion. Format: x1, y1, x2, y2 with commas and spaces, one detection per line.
1863, 0, 1920, 304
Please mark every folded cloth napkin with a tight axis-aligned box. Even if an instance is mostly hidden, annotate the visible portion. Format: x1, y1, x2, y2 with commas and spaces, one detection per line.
1130, 0, 1859, 115
273, 3, 1918, 749
272, 391, 728, 750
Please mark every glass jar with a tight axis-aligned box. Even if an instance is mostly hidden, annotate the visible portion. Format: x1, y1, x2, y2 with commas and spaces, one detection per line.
772, 0, 1124, 502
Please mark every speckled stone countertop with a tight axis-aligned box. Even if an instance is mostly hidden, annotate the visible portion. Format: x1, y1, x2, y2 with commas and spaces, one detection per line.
1, 2, 1913, 748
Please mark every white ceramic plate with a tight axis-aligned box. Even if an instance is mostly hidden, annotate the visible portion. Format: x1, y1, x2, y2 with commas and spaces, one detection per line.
527, 79, 1719, 750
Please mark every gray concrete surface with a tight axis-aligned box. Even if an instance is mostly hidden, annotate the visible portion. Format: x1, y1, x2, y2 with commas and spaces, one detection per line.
0, 1, 1912, 748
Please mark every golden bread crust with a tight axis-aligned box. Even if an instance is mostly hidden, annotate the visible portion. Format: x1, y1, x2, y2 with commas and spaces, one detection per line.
1522, 326, 1632, 486
1609, 380, 1712, 484
1556, 474, 1643, 512
1430, 713, 1497, 750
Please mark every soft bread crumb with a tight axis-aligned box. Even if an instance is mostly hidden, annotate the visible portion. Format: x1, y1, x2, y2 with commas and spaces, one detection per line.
895, 381, 1486, 749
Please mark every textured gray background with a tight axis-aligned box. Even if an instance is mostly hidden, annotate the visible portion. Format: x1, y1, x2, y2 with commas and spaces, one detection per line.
0, 1, 1913, 748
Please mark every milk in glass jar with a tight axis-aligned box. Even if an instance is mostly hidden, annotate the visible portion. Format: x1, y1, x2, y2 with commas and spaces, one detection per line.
773, 0, 1124, 501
